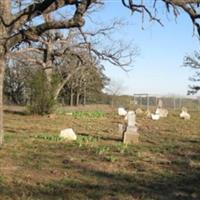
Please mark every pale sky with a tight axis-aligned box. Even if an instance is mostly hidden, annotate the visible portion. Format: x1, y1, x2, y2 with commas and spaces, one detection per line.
84, 1, 200, 97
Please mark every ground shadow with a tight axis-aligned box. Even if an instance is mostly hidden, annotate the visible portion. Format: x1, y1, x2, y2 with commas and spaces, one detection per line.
4, 109, 28, 116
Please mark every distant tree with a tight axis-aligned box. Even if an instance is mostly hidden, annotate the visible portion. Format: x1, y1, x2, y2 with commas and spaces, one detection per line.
4, 60, 28, 105
104, 79, 126, 106
60, 63, 109, 106
184, 51, 200, 94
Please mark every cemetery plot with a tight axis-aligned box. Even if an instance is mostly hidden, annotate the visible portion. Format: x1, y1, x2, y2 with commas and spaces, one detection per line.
0, 105, 199, 200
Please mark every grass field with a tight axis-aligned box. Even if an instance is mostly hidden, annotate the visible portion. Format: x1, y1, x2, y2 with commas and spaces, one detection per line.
0, 105, 200, 200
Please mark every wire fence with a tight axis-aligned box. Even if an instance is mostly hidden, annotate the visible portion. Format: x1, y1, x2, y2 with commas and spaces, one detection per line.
132, 95, 200, 112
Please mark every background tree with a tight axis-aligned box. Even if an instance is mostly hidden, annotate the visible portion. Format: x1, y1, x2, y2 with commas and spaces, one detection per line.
4, 59, 30, 105
104, 79, 126, 106
184, 51, 200, 94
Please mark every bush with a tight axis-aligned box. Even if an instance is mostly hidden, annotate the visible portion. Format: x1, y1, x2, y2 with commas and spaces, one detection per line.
27, 70, 56, 115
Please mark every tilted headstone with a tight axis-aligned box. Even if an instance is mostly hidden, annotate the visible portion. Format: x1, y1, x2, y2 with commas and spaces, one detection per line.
59, 128, 77, 141
123, 111, 139, 144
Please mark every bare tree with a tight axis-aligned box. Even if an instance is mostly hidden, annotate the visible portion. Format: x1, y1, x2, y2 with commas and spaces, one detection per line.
184, 51, 200, 94
122, 0, 200, 35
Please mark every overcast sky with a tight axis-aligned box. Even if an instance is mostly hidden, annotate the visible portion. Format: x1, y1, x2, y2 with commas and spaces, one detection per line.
84, 1, 200, 97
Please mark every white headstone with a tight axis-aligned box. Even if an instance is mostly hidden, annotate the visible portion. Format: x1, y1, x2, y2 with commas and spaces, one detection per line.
118, 107, 127, 116
151, 113, 160, 120
123, 111, 139, 144
127, 111, 136, 127
155, 108, 168, 118
180, 111, 190, 120
59, 128, 77, 141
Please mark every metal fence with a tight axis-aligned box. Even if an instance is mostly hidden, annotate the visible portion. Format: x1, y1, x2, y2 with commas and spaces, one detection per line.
133, 94, 200, 112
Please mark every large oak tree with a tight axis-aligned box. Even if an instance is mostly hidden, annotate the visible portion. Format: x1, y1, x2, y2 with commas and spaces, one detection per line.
0, 0, 97, 145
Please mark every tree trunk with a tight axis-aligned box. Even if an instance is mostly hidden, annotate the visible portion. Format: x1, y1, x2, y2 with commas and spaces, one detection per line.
0, 51, 5, 145
53, 66, 82, 101
83, 86, 86, 105
0, 0, 11, 145
70, 88, 74, 106
76, 92, 80, 106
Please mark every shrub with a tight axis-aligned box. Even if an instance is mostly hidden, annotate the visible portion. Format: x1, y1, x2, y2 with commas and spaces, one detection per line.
27, 70, 57, 115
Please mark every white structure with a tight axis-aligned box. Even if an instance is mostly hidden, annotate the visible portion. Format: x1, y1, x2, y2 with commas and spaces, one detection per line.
151, 113, 160, 120
123, 111, 139, 144
59, 128, 77, 141
118, 107, 127, 116
180, 111, 191, 120
125, 111, 136, 127
155, 108, 168, 118
180, 107, 190, 120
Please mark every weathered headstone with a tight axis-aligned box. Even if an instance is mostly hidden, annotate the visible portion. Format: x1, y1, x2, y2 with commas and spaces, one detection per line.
151, 113, 160, 120
155, 99, 168, 118
118, 107, 127, 116
155, 108, 168, 117
123, 111, 139, 144
158, 99, 163, 108
180, 107, 190, 120
127, 111, 136, 127
59, 128, 77, 141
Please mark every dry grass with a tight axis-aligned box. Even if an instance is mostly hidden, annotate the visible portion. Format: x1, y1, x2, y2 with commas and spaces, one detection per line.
0, 105, 200, 200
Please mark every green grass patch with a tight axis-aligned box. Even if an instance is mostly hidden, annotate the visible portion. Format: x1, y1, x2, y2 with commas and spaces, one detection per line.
95, 145, 110, 155
76, 135, 100, 148
35, 134, 63, 142
72, 111, 105, 119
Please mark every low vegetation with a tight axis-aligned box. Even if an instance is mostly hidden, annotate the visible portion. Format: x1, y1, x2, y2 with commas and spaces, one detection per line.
0, 105, 200, 200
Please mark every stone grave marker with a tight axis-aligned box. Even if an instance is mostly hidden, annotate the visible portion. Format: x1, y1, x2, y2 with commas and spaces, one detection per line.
123, 111, 139, 144
180, 107, 190, 120
158, 99, 163, 108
